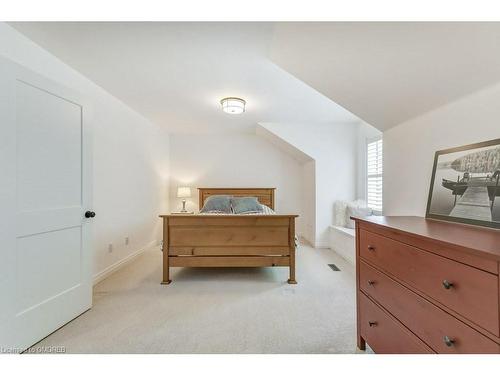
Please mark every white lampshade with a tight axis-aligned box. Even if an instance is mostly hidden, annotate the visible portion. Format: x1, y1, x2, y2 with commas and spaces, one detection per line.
220, 97, 246, 114
177, 186, 191, 198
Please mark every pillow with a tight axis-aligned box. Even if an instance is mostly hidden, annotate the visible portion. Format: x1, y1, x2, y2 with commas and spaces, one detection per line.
200, 195, 232, 213
260, 204, 276, 215
334, 200, 348, 227
231, 197, 264, 214
345, 205, 373, 229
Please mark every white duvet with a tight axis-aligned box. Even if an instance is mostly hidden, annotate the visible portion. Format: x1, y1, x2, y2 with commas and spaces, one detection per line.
198, 204, 276, 215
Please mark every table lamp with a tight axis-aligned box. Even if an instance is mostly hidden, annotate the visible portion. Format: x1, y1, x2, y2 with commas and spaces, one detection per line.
177, 186, 191, 213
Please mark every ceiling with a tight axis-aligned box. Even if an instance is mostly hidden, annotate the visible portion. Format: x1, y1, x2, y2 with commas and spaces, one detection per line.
10, 22, 500, 133
270, 22, 500, 131
9, 22, 361, 134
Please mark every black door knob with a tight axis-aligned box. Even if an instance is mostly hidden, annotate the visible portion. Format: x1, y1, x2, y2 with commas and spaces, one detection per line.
85, 211, 96, 218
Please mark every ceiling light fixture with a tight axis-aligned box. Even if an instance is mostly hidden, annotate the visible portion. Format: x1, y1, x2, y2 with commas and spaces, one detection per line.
220, 97, 246, 114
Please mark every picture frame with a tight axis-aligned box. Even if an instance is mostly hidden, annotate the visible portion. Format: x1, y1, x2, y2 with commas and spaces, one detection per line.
426, 138, 500, 229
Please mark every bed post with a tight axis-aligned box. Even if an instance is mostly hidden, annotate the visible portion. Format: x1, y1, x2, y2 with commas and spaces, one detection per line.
161, 216, 172, 285
287, 217, 297, 284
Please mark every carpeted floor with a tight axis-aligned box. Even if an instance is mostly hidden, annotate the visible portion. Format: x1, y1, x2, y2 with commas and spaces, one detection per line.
32, 244, 361, 353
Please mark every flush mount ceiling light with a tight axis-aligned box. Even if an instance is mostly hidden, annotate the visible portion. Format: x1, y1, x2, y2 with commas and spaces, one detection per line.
220, 97, 246, 114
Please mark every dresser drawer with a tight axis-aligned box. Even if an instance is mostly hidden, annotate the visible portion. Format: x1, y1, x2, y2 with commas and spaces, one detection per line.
360, 261, 500, 353
358, 292, 433, 353
359, 229, 499, 335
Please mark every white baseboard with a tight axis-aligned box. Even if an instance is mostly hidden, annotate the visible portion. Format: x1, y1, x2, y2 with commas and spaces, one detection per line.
298, 235, 314, 247
93, 240, 158, 285
314, 241, 330, 249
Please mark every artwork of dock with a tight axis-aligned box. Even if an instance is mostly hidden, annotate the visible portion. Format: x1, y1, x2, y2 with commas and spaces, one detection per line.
450, 183, 492, 221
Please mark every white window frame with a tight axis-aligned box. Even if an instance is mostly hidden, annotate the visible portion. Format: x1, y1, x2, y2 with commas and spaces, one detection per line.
366, 136, 383, 215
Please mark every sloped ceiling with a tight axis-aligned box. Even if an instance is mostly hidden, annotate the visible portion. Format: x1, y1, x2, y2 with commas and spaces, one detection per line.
256, 124, 314, 163
8, 22, 360, 134
10, 22, 500, 134
270, 22, 500, 131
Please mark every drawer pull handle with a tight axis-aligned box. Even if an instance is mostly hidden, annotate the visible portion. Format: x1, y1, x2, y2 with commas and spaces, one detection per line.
368, 321, 377, 327
443, 336, 455, 347
367, 245, 376, 251
442, 280, 454, 290
367, 280, 376, 286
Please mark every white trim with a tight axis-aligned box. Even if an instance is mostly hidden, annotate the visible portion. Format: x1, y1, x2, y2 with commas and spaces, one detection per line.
314, 240, 330, 249
329, 225, 355, 238
93, 240, 158, 285
298, 235, 313, 247
367, 135, 383, 144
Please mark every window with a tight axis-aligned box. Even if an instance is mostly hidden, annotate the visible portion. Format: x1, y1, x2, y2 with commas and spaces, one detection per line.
367, 138, 383, 213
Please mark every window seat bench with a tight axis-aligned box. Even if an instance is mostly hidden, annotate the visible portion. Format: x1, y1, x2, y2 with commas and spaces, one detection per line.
329, 225, 355, 265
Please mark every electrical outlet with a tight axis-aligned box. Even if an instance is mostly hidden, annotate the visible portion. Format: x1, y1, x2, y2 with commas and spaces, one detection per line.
125, 237, 129, 246
108, 243, 113, 253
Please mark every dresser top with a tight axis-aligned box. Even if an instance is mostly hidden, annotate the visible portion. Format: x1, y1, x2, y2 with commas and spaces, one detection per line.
353, 216, 500, 261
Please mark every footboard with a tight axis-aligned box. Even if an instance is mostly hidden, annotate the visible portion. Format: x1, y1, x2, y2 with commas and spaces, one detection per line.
159, 214, 298, 284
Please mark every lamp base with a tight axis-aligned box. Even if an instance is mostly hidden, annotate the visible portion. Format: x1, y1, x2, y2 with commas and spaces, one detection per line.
180, 199, 187, 212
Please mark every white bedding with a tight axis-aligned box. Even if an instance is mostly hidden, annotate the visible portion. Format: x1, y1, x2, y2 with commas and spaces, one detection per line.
198, 204, 276, 215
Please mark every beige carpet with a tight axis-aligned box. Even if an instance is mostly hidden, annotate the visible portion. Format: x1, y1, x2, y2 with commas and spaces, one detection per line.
33, 244, 360, 353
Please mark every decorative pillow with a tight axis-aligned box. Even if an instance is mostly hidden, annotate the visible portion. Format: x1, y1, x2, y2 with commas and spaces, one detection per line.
334, 200, 348, 227
260, 204, 276, 215
345, 205, 373, 229
200, 195, 232, 213
231, 197, 264, 214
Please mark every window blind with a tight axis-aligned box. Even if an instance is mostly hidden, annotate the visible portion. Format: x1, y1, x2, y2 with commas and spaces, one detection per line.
367, 138, 383, 213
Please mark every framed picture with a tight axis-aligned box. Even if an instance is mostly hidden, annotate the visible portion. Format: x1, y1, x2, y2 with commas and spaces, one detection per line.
426, 138, 500, 229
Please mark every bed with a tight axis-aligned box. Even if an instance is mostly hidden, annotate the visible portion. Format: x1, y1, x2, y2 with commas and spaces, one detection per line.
159, 188, 298, 285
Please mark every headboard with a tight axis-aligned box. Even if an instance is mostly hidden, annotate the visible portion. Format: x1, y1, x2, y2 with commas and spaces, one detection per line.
198, 188, 276, 210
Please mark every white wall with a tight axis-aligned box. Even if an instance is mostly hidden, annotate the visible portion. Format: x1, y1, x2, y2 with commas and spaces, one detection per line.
260, 122, 359, 247
384, 82, 500, 216
0, 23, 170, 280
169, 133, 304, 234
301, 160, 316, 245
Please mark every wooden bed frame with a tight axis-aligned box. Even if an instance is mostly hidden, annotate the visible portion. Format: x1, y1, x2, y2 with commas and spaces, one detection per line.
159, 188, 298, 285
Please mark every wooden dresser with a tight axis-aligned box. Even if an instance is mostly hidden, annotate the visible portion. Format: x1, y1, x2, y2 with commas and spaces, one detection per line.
353, 216, 500, 354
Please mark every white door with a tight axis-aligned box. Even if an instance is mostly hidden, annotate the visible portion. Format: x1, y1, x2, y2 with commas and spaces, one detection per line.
0, 56, 93, 352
